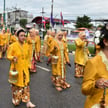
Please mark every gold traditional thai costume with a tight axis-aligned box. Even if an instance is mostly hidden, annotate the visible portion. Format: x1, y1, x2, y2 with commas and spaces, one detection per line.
5, 32, 11, 45
74, 38, 89, 77
42, 34, 51, 56
35, 35, 41, 61
50, 39, 70, 89
62, 36, 69, 53
0, 33, 2, 58
82, 51, 108, 108
27, 36, 37, 72
9, 35, 18, 44
0, 33, 7, 58
7, 41, 30, 105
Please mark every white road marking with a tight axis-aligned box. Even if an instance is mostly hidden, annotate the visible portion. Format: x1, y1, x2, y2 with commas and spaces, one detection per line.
36, 65, 51, 72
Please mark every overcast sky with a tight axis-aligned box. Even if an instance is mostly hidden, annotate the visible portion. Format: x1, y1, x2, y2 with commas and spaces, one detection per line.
0, 0, 108, 20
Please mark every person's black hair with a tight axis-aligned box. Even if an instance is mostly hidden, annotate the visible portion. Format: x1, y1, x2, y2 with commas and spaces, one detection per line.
17, 29, 25, 37
101, 23, 108, 34
14, 30, 16, 33
98, 27, 108, 49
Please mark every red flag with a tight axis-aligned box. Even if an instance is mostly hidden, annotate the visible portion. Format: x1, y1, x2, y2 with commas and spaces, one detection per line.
60, 12, 64, 26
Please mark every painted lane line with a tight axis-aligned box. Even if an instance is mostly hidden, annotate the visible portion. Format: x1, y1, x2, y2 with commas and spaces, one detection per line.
36, 65, 51, 72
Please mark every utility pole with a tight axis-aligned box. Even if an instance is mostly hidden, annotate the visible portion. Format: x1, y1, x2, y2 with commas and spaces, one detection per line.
51, 0, 53, 17
3, 0, 6, 27
40, 7, 45, 39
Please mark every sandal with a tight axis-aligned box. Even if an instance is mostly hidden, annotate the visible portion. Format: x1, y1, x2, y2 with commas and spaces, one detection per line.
64, 82, 71, 88
60, 79, 67, 89
26, 101, 36, 108
30, 69, 37, 73
55, 86, 62, 92
12, 99, 19, 106
55, 83, 62, 92
61, 84, 67, 89
74, 75, 81, 78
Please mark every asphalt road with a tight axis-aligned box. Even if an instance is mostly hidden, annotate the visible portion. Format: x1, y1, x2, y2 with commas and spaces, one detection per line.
0, 54, 85, 108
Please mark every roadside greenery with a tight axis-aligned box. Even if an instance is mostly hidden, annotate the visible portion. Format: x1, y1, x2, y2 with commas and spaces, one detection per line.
68, 44, 95, 54
41, 40, 95, 54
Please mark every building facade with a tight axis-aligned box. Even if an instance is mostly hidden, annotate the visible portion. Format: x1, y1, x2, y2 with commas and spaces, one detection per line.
7, 9, 33, 28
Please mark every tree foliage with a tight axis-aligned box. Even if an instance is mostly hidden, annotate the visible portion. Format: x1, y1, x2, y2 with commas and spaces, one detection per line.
43, 23, 51, 38
45, 23, 50, 30
75, 15, 93, 29
20, 19, 27, 28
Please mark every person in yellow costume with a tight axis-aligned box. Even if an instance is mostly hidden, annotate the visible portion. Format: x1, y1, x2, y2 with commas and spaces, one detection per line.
82, 28, 108, 108
5, 28, 12, 45
62, 31, 69, 64
35, 29, 41, 62
27, 28, 37, 72
42, 30, 52, 65
74, 31, 89, 78
0, 28, 7, 58
47, 30, 56, 48
42, 30, 51, 55
7, 29, 36, 107
0, 31, 2, 58
50, 31, 71, 91
62, 31, 69, 53
46, 30, 56, 65
9, 30, 18, 44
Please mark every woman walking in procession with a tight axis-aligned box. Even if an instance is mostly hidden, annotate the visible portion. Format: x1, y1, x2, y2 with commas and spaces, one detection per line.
27, 28, 38, 73
82, 26, 108, 108
50, 31, 71, 91
7, 28, 36, 108
74, 31, 89, 78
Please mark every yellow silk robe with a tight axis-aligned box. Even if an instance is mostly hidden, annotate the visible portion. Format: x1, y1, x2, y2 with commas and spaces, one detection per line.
5, 32, 11, 45
9, 35, 18, 44
82, 51, 108, 108
7, 41, 30, 87
50, 39, 69, 78
62, 36, 69, 53
27, 36, 37, 67
46, 35, 52, 57
47, 35, 54, 51
42, 35, 51, 56
0, 33, 7, 46
35, 35, 41, 54
42, 35, 48, 55
75, 38, 88, 66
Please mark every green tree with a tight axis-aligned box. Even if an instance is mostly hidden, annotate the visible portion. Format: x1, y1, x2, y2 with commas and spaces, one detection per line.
43, 23, 51, 38
20, 19, 27, 28
45, 23, 50, 30
97, 24, 103, 29
75, 15, 93, 29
